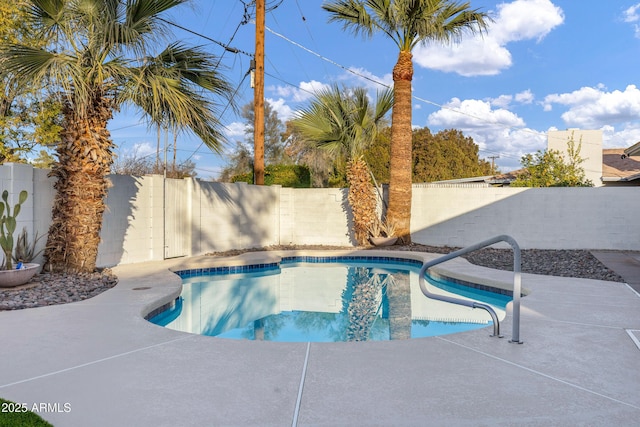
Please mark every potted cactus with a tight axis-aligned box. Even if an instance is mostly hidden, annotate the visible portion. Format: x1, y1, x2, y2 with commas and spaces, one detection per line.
0, 190, 40, 287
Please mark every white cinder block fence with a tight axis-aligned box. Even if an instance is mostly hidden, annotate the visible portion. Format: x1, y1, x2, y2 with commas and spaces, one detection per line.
0, 163, 638, 268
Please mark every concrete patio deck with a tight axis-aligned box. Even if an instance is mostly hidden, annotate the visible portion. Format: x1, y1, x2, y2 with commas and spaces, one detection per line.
1, 249, 639, 426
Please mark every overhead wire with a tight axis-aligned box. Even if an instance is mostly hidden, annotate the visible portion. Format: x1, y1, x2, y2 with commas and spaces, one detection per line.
154, 5, 534, 168
127, 4, 564, 172
261, 24, 557, 156
110, 8, 255, 165
157, 17, 253, 58
184, 68, 253, 163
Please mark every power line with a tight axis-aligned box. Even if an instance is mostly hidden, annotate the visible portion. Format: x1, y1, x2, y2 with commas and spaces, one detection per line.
158, 17, 253, 57
262, 24, 555, 145
184, 68, 252, 163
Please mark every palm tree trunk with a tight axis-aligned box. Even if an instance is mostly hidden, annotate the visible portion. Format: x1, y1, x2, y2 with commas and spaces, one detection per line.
387, 50, 413, 244
387, 271, 412, 340
45, 103, 114, 273
347, 156, 377, 245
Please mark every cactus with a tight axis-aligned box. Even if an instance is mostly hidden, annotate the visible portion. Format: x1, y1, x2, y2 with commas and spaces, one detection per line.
0, 190, 28, 270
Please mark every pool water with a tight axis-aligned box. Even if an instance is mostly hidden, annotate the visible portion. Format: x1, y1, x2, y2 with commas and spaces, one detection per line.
150, 258, 511, 342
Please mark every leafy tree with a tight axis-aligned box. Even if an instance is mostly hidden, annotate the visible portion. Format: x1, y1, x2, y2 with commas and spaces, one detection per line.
412, 128, 493, 182
241, 101, 289, 165
283, 121, 337, 187
0, 1, 62, 163
218, 141, 254, 182
0, 0, 233, 273
511, 135, 593, 187
366, 127, 492, 183
323, 0, 490, 244
220, 101, 289, 182
364, 126, 391, 184
291, 84, 393, 245
231, 164, 311, 188
31, 149, 57, 169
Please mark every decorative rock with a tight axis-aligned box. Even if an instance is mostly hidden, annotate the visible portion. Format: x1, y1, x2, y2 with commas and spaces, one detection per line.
0, 269, 117, 311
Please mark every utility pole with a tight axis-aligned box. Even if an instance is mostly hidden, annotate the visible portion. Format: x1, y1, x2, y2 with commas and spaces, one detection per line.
253, 0, 265, 185
488, 155, 500, 175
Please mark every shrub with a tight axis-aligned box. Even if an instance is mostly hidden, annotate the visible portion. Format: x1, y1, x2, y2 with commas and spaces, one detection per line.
231, 164, 311, 187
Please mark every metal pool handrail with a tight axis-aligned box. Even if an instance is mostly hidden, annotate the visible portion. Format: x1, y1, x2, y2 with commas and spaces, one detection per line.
418, 234, 523, 344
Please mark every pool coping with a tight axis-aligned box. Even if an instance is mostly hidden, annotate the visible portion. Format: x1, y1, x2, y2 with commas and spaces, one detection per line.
1, 249, 639, 426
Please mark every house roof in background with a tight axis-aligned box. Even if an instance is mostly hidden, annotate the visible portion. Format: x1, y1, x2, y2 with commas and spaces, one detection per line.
623, 141, 640, 157
602, 148, 640, 182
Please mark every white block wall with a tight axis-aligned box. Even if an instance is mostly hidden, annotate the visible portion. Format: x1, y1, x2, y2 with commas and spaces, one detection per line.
2, 163, 639, 269
190, 180, 281, 254
411, 186, 639, 250
0, 164, 52, 266
97, 175, 165, 266
288, 188, 354, 246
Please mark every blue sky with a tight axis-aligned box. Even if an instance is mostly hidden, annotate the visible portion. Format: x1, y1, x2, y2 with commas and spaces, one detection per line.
108, 0, 640, 178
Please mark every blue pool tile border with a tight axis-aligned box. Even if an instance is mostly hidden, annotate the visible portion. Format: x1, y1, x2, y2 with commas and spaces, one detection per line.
281, 255, 423, 267
173, 256, 424, 278
174, 262, 280, 278
429, 271, 515, 297
172, 255, 511, 297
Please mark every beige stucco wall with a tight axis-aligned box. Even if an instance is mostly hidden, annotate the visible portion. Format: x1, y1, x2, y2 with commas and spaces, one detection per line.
547, 129, 603, 187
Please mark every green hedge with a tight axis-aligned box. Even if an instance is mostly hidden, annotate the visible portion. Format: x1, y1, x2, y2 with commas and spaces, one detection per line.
231, 164, 310, 188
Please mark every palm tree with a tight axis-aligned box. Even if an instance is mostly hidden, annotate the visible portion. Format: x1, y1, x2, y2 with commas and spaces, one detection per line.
291, 85, 393, 245
323, 0, 490, 243
0, 0, 233, 273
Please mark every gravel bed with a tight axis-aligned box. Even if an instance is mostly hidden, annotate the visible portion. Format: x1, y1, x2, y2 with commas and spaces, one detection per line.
212, 244, 625, 283
0, 269, 118, 311
0, 244, 624, 311
391, 244, 625, 282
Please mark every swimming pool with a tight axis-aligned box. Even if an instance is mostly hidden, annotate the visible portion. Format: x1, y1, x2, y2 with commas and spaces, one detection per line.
149, 256, 511, 342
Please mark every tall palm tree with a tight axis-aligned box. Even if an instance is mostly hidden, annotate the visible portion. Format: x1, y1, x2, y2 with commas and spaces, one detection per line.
0, 0, 233, 273
291, 85, 393, 245
323, 0, 490, 243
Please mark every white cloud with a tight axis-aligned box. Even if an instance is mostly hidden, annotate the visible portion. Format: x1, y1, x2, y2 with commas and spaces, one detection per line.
446, 126, 546, 172
623, 3, 640, 22
543, 84, 640, 128
489, 90, 534, 109
427, 98, 525, 129
491, 95, 513, 108
266, 97, 295, 122
413, 0, 564, 76
270, 80, 330, 102
118, 141, 155, 158
515, 89, 535, 104
425, 97, 549, 171
414, 37, 512, 76
490, 0, 564, 44
602, 123, 640, 148
623, 3, 640, 37
224, 121, 247, 139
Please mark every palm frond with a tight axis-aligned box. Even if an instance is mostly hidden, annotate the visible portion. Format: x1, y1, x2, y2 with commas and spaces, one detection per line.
324, 0, 491, 51
122, 57, 230, 153
3, 0, 233, 150
27, 0, 66, 36
291, 84, 392, 159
